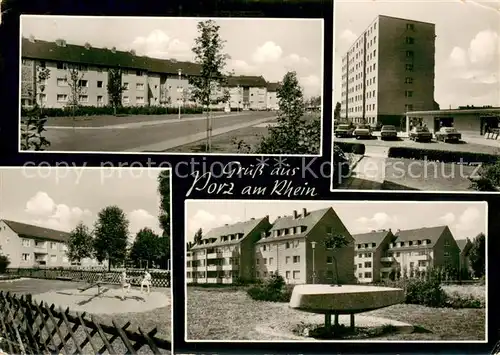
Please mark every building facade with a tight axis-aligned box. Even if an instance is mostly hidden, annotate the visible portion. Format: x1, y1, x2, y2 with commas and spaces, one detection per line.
0, 219, 104, 269
21, 37, 281, 111
353, 229, 395, 283
456, 238, 473, 277
187, 207, 356, 285
340, 15, 436, 128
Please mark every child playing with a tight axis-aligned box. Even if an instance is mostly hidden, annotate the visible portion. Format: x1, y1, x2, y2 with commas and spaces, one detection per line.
120, 270, 131, 300
140, 269, 152, 294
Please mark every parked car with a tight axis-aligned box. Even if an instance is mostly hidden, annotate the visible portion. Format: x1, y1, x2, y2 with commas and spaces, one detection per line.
409, 126, 433, 142
353, 124, 372, 139
435, 127, 462, 143
380, 125, 398, 140
335, 124, 354, 138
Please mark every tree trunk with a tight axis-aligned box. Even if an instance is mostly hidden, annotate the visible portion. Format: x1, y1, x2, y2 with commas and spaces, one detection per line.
205, 107, 210, 152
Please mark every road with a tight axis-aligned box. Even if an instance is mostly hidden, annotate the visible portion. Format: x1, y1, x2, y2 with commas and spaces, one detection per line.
42, 112, 277, 152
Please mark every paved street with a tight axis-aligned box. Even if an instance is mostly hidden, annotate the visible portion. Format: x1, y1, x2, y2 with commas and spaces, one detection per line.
42, 112, 277, 152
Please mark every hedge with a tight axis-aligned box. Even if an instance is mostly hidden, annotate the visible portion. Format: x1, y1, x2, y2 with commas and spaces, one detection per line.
21, 105, 225, 118
388, 147, 499, 164
334, 142, 366, 155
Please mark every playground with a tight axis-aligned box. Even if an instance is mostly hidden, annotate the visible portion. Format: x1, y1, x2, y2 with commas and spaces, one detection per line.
0, 277, 172, 341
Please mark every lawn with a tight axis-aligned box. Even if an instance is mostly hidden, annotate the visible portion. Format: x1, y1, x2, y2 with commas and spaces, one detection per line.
186, 285, 485, 341
0, 278, 171, 344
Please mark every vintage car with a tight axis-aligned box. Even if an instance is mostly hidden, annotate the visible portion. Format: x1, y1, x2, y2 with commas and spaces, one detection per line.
380, 125, 398, 140
334, 124, 354, 138
435, 127, 462, 143
353, 124, 372, 139
409, 126, 433, 142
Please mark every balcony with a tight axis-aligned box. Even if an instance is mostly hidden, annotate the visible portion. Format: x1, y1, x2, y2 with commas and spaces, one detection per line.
206, 253, 217, 259
222, 264, 238, 271
207, 278, 222, 284
380, 256, 395, 262
207, 265, 221, 271
380, 267, 393, 273
415, 254, 431, 261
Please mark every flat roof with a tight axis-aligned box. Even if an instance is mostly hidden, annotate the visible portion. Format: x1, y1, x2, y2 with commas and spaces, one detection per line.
406, 108, 500, 115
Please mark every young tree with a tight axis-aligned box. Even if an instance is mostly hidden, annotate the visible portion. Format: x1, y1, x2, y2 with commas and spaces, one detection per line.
334, 101, 341, 122
469, 233, 486, 278
107, 68, 126, 115
129, 227, 161, 268
66, 67, 86, 124
189, 19, 231, 152
323, 233, 350, 286
194, 228, 203, 245
255, 71, 320, 154
93, 205, 129, 271
66, 222, 94, 264
157, 170, 171, 269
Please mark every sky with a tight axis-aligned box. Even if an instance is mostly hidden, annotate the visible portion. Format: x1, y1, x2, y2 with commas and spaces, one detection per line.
333, 0, 500, 108
21, 15, 323, 98
0, 167, 166, 244
185, 200, 487, 242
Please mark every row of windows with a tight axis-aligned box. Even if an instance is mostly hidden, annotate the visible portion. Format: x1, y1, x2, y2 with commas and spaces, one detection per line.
358, 272, 372, 279
261, 239, 300, 251
257, 270, 300, 279
22, 239, 66, 250
257, 255, 300, 265
356, 261, 372, 269
22, 253, 69, 263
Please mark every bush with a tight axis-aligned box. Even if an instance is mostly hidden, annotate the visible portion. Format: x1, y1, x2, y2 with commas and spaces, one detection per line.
405, 278, 447, 307
0, 255, 10, 273
20, 105, 224, 118
469, 160, 500, 191
445, 292, 484, 309
246, 274, 291, 302
388, 147, 498, 164
334, 142, 366, 155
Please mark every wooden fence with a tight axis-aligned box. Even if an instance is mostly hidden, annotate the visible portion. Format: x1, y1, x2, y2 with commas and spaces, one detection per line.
7, 268, 171, 288
0, 291, 171, 354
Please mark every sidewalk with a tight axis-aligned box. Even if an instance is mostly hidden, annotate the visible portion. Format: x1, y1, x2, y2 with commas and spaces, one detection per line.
126, 116, 276, 152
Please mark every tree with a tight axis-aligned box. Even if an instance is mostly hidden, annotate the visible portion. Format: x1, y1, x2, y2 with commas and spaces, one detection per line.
67, 222, 94, 263
157, 170, 171, 269
0, 247, 10, 273
469, 233, 485, 278
129, 227, 161, 268
334, 101, 341, 122
469, 160, 500, 192
194, 228, 203, 245
66, 67, 86, 123
156, 236, 171, 270
107, 68, 126, 115
323, 233, 350, 286
189, 19, 231, 152
93, 205, 129, 271
255, 71, 320, 154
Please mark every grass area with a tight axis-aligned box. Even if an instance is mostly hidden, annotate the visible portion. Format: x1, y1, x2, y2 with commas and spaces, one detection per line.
167, 126, 270, 153
442, 284, 486, 303
186, 286, 485, 341
0, 278, 171, 342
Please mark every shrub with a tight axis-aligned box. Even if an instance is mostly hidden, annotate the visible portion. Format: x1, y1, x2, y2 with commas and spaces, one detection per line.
388, 147, 498, 164
334, 142, 366, 155
0, 254, 11, 273
247, 274, 291, 302
469, 161, 500, 191
405, 278, 447, 307
445, 292, 484, 309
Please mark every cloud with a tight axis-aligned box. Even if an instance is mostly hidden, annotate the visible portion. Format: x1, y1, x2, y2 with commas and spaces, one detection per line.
339, 29, 357, 45
227, 59, 258, 75
449, 47, 467, 68
300, 74, 321, 97
468, 30, 499, 66
439, 212, 456, 225
128, 209, 159, 244
285, 53, 311, 66
355, 212, 399, 232
455, 207, 481, 232
187, 210, 234, 240
26, 192, 92, 232
252, 41, 283, 64
131, 29, 192, 60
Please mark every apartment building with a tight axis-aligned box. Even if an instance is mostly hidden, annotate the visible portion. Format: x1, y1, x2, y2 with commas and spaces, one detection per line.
339, 15, 436, 127
186, 216, 272, 284
266, 82, 279, 111
0, 219, 103, 268
255, 207, 355, 285
21, 37, 280, 111
353, 229, 395, 283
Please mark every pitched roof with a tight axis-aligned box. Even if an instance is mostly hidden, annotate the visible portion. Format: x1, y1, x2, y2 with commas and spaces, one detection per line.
2, 219, 70, 243
256, 208, 331, 244
353, 230, 393, 246
393, 225, 448, 247
456, 238, 471, 252
190, 217, 269, 250
267, 82, 280, 92
226, 75, 268, 88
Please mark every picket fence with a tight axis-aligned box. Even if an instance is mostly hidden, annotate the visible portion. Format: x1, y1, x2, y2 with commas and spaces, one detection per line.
0, 291, 171, 354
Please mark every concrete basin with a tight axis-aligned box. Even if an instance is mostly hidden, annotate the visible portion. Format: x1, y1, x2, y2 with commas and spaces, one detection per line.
290, 284, 404, 314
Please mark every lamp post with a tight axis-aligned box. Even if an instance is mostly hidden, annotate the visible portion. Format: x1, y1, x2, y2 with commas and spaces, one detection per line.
178, 68, 182, 120
311, 242, 317, 284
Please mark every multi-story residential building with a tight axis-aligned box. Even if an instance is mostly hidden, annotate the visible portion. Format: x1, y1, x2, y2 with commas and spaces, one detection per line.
0, 219, 104, 268
255, 207, 355, 285
266, 82, 279, 111
353, 229, 395, 283
21, 37, 280, 111
456, 238, 473, 276
186, 216, 271, 284
339, 15, 436, 128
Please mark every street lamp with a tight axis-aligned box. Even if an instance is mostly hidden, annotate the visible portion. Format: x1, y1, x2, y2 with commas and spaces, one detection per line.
178, 68, 182, 120
311, 242, 317, 284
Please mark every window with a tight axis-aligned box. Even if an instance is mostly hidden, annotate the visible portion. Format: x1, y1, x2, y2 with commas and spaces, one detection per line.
444, 240, 450, 247
22, 253, 30, 261
365, 252, 372, 258
396, 252, 401, 257
123, 83, 129, 90
405, 90, 413, 98
405, 77, 413, 84
263, 258, 267, 265
406, 37, 415, 44
136, 83, 144, 90
57, 94, 68, 102
56, 62, 66, 70
78, 80, 88, 87
410, 262, 414, 268
286, 271, 290, 279
263, 272, 268, 277
79, 95, 88, 103
97, 96, 103, 104
50, 242, 57, 249
406, 23, 415, 31
22, 239, 30, 247
405, 51, 414, 59
97, 81, 103, 88
269, 257, 273, 265
358, 273, 363, 278
123, 96, 130, 104
364, 261, 372, 268
285, 256, 290, 264
405, 104, 414, 111
418, 260, 427, 267
293, 256, 300, 263
405, 64, 414, 72
50, 255, 57, 263
256, 259, 259, 265
57, 78, 68, 87
136, 96, 145, 104
444, 252, 450, 257
327, 256, 333, 264
263, 245, 267, 251
285, 242, 290, 249
364, 272, 372, 278
293, 271, 300, 279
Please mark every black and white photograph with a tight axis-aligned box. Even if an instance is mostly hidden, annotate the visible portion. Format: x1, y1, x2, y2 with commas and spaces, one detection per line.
19, 15, 323, 156
0, 167, 172, 354
185, 200, 487, 342
331, 0, 500, 192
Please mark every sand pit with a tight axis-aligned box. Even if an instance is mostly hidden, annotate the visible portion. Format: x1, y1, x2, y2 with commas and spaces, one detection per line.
33, 285, 170, 315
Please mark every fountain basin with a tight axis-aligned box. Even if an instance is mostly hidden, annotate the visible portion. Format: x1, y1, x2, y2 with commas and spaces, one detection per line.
289, 284, 404, 314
